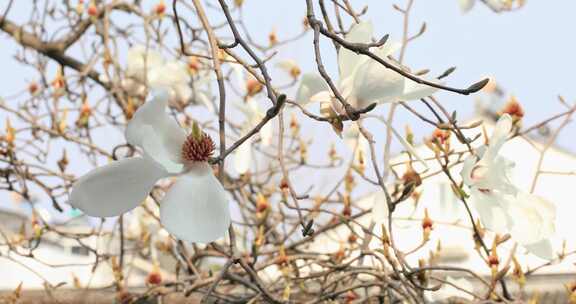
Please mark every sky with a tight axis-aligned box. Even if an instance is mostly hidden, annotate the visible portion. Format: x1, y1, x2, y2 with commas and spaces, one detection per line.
1, 0, 576, 218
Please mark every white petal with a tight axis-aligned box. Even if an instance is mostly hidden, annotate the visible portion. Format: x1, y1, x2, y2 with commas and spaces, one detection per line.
475, 156, 517, 195
469, 189, 512, 233
125, 90, 187, 173
126, 46, 164, 80
70, 157, 166, 217
458, 0, 475, 13
352, 58, 405, 108
524, 239, 554, 260
371, 191, 389, 223
373, 40, 402, 58
173, 83, 192, 104
399, 78, 440, 101
160, 166, 230, 243
483, 114, 512, 161
295, 74, 329, 104
509, 192, 555, 244
310, 91, 333, 104
343, 123, 360, 150
460, 156, 476, 187
260, 119, 274, 146
149, 61, 190, 88
234, 138, 252, 174
385, 121, 429, 170
192, 90, 214, 112
338, 21, 373, 78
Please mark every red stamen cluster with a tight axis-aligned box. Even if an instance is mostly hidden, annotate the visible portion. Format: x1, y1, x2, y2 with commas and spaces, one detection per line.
500, 97, 524, 119
432, 128, 451, 144
181, 132, 215, 162
422, 217, 433, 231
146, 271, 162, 285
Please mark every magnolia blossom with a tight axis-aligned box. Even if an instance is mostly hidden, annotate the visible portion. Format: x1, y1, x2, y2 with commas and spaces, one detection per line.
296, 21, 439, 112
458, 0, 515, 13
123, 46, 213, 110
461, 114, 517, 232
233, 100, 273, 174
461, 114, 556, 259
69, 90, 230, 243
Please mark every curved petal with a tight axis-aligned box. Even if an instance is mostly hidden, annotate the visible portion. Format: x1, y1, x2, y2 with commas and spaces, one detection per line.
234, 137, 252, 174
342, 123, 362, 151
373, 41, 402, 58
338, 21, 373, 78
260, 119, 274, 146
160, 166, 230, 243
371, 191, 389, 223
482, 114, 512, 162
461, 156, 477, 187
295, 73, 329, 104
310, 91, 333, 104
126, 90, 187, 173
70, 157, 166, 217
509, 192, 555, 244
126, 46, 164, 80
385, 120, 429, 170
469, 189, 512, 233
475, 156, 517, 195
352, 58, 405, 108
458, 0, 475, 13
524, 239, 554, 260
149, 61, 190, 89
173, 83, 193, 105
399, 78, 440, 101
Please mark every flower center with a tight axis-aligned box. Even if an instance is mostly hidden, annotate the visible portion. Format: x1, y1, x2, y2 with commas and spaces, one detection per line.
181, 123, 215, 162
471, 165, 491, 193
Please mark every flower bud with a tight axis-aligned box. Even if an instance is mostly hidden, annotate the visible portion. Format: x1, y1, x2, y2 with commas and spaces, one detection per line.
268, 29, 278, 47
146, 264, 162, 285
28, 82, 40, 96
4, 118, 15, 148
87, 1, 98, 18
347, 233, 357, 244
499, 95, 524, 123
245, 77, 262, 97
422, 208, 433, 241
512, 257, 525, 287
345, 290, 358, 303
275, 245, 289, 266
76, 0, 85, 15
153, 0, 166, 16
344, 172, 355, 194
488, 245, 499, 278
188, 56, 201, 75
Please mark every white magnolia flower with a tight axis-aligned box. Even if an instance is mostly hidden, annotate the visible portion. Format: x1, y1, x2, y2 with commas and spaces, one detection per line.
69, 90, 230, 243
461, 114, 517, 233
233, 100, 273, 174
123, 46, 213, 110
296, 21, 439, 111
458, 0, 514, 13
461, 114, 556, 259
427, 276, 474, 302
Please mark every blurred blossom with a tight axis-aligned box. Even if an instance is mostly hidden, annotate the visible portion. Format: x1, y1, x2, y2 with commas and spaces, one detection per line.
461, 114, 556, 259
296, 21, 439, 113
